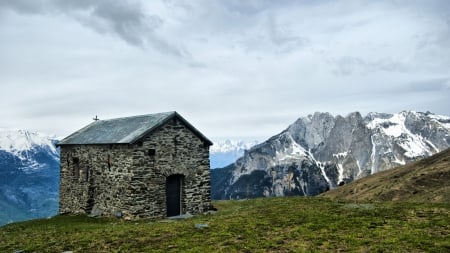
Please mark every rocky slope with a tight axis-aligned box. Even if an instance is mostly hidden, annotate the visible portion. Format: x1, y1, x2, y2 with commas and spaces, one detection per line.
211, 111, 450, 199
321, 148, 450, 202
0, 129, 59, 226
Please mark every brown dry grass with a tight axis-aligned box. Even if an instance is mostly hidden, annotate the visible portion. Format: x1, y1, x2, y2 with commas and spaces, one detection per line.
321, 148, 450, 202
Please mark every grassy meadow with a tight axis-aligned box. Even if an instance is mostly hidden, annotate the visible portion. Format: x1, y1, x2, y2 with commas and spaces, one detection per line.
1, 197, 449, 252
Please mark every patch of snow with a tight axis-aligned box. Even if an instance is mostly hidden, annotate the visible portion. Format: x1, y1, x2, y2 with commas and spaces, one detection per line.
370, 136, 376, 174
393, 155, 406, 166
332, 151, 348, 158
210, 139, 259, 154
356, 160, 362, 177
291, 138, 307, 156
276, 135, 307, 162
307, 149, 333, 189
337, 163, 344, 183
424, 139, 440, 153
298, 177, 307, 195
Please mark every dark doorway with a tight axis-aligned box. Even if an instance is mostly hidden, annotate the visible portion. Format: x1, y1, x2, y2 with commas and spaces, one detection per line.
166, 174, 183, 217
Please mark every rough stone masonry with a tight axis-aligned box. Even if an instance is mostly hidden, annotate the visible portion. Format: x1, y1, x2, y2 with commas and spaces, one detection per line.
58, 112, 212, 219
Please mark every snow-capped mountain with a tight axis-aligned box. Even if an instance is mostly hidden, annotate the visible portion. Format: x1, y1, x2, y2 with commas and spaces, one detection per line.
0, 129, 57, 155
210, 139, 259, 169
0, 129, 59, 226
211, 111, 450, 200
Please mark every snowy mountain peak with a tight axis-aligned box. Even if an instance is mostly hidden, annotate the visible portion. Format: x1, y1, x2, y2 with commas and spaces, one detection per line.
210, 139, 259, 154
0, 129, 60, 226
0, 129, 58, 157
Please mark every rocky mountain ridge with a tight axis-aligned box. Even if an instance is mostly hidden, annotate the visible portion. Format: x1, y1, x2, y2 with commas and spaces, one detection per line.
211, 111, 450, 199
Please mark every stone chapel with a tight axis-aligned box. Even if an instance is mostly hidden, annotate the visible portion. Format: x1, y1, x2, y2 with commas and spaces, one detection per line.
57, 111, 212, 219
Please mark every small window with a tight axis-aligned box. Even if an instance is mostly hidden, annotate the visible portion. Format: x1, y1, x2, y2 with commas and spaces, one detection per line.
73, 157, 80, 179
85, 167, 90, 182
148, 149, 156, 157
107, 154, 111, 169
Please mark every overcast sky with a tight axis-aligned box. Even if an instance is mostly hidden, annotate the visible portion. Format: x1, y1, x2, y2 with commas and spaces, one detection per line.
0, 0, 449, 141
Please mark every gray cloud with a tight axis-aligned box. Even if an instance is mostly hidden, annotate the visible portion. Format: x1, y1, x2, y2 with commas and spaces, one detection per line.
0, 0, 46, 14
57, 0, 162, 46
1, 0, 450, 139
266, 15, 309, 54
400, 78, 450, 93
0, 0, 186, 56
332, 56, 411, 76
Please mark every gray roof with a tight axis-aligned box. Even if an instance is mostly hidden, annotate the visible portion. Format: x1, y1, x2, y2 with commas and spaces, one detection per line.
58, 111, 212, 146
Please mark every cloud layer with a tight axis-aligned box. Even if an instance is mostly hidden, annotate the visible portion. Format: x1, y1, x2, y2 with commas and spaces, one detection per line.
0, 0, 449, 140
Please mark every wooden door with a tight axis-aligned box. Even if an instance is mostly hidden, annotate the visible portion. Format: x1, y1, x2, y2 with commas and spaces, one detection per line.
166, 175, 182, 217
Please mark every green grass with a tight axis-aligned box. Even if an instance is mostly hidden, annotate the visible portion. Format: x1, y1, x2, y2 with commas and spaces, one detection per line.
1, 197, 449, 252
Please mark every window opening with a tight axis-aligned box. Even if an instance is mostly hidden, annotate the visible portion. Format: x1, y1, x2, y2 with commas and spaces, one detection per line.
85, 167, 90, 182
73, 157, 80, 179
107, 154, 111, 170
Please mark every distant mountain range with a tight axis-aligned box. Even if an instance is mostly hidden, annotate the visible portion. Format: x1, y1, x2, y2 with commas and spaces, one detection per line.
210, 140, 259, 169
211, 111, 450, 200
0, 129, 59, 226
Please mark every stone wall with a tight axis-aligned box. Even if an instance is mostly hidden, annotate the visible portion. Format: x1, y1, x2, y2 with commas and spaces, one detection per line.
59, 117, 211, 219
59, 144, 134, 215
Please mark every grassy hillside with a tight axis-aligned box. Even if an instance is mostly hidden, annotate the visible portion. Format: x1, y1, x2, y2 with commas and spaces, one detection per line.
1, 197, 449, 252
322, 148, 450, 202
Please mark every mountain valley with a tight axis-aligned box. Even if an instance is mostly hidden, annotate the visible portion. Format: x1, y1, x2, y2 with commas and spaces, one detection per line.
1, 110, 449, 225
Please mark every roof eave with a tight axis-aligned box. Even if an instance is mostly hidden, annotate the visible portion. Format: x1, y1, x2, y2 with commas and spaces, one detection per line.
56, 121, 100, 146
57, 142, 131, 147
